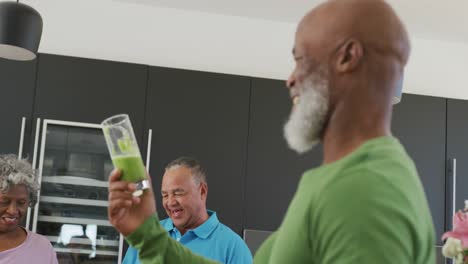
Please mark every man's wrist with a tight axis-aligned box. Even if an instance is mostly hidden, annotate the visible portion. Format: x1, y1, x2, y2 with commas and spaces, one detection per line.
126, 216, 155, 247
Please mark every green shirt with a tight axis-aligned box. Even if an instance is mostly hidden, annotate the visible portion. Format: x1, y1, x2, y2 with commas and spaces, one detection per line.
127, 136, 436, 264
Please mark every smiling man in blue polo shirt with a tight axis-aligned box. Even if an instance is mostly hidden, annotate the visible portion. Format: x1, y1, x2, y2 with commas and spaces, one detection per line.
122, 157, 252, 264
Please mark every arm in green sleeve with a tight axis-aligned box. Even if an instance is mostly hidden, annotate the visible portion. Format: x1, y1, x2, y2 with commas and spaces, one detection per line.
126, 216, 220, 264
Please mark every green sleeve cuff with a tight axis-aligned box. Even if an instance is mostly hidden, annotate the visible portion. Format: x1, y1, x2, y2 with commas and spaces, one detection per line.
126, 216, 163, 249
124, 214, 220, 264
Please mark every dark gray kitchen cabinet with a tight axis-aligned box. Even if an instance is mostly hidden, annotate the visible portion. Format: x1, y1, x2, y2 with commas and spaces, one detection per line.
144, 66, 250, 235
33, 54, 148, 143
244, 78, 322, 231
446, 99, 468, 231
0, 58, 36, 157
392, 94, 447, 245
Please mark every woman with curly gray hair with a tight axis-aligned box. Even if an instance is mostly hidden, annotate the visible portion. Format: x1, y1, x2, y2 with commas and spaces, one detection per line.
0, 154, 58, 264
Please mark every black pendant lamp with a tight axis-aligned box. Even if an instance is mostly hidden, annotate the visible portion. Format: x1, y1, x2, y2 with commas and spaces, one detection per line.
0, 1, 42, 61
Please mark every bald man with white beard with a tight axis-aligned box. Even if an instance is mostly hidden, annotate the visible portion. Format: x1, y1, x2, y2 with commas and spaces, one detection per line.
107, 0, 436, 263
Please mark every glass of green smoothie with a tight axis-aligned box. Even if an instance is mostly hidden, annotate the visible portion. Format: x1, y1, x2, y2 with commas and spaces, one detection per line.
101, 114, 149, 196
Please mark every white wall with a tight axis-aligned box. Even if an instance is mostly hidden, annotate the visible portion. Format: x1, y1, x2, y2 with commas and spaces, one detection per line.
407, 38, 468, 100
23, 0, 468, 101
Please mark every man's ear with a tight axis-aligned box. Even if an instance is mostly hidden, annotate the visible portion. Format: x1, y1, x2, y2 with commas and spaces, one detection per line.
335, 38, 363, 73
200, 183, 208, 200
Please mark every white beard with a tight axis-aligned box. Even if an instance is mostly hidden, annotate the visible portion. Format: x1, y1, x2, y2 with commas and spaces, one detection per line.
283, 73, 329, 154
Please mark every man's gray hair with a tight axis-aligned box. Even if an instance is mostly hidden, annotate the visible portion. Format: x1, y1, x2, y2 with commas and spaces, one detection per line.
0, 154, 39, 206
165, 157, 207, 185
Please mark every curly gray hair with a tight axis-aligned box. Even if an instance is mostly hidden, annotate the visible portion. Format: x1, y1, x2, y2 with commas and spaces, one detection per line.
0, 154, 39, 206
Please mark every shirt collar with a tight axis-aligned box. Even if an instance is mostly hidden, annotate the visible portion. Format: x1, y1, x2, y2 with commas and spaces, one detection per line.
162, 216, 174, 231
162, 210, 219, 239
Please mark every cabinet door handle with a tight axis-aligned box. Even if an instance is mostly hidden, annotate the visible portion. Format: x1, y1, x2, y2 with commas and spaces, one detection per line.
146, 129, 153, 173
18, 117, 27, 229
32, 118, 41, 173
452, 158, 457, 218
26, 118, 41, 231
446, 158, 457, 230
444, 159, 457, 264
17, 117, 26, 158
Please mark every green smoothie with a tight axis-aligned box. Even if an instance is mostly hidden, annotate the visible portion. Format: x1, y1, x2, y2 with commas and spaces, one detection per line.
112, 155, 147, 182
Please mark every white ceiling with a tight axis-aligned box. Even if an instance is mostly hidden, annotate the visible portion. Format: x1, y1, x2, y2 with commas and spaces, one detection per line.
18, 0, 468, 100
116, 0, 468, 44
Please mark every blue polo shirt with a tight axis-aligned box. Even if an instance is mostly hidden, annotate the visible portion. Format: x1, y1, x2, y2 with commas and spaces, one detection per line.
122, 211, 252, 264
